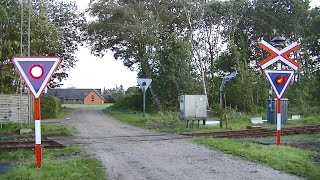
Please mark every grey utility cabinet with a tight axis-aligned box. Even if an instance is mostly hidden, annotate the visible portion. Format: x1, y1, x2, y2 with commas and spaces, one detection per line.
179, 95, 207, 119
266, 98, 288, 124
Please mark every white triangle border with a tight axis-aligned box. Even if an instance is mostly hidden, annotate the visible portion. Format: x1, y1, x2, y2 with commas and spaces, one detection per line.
137, 78, 152, 91
264, 69, 294, 99
13, 57, 61, 98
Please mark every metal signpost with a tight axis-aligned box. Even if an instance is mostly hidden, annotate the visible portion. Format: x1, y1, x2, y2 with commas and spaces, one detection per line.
258, 36, 299, 145
12, 57, 61, 168
219, 69, 237, 128
137, 78, 152, 117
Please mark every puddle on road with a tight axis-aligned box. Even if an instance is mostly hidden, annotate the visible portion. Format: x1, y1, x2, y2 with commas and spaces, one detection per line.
257, 140, 288, 145
0, 163, 13, 174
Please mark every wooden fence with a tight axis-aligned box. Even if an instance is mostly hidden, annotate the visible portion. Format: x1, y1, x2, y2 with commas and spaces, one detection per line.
0, 94, 33, 125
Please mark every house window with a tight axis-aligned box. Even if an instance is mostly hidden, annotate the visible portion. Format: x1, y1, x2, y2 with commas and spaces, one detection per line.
91, 95, 95, 101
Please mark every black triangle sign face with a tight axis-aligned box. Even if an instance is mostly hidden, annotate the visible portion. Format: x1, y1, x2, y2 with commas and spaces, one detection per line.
264, 70, 294, 99
12, 57, 61, 98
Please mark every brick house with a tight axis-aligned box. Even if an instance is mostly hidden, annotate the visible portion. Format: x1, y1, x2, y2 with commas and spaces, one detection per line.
46, 89, 104, 104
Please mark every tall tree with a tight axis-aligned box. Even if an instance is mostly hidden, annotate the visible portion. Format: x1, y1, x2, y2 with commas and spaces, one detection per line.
152, 33, 200, 110
0, 0, 23, 93
86, 0, 192, 111
0, 0, 84, 93
37, 0, 85, 87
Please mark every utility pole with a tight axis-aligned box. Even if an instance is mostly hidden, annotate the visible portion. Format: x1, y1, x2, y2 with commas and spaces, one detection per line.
20, 0, 31, 125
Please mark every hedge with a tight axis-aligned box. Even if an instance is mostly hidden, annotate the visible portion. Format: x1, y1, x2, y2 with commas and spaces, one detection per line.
40, 96, 62, 119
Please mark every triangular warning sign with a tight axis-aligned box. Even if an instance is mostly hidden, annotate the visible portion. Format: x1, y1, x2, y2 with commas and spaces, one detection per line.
137, 78, 152, 91
264, 70, 294, 99
12, 57, 61, 98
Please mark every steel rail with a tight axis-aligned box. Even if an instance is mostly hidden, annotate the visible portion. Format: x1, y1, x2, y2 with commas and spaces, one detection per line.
0, 140, 64, 151
180, 125, 320, 138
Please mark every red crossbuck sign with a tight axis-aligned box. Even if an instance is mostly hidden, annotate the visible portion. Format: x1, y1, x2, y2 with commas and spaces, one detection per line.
258, 40, 299, 70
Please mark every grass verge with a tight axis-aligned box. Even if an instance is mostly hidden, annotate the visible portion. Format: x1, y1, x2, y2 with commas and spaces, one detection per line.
104, 108, 320, 134
104, 108, 190, 133
63, 103, 113, 109
0, 146, 105, 180
195, 137, 320, 179
0, 106, 105, 179
56, 106, 72, 119
1, 158, 104, 180
0, 123, 76, 141
104, 108, 320, 179
41, 123, 76, 137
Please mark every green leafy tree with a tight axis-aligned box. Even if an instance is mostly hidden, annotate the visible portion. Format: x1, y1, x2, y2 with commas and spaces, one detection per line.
0, 0, 84, 93
212, 0, 318, 111
86, 0, 192, 111
103, 85, 125, 103
152, 34, 200, 111
44, 0, 85, 87
0, 1, 22, 93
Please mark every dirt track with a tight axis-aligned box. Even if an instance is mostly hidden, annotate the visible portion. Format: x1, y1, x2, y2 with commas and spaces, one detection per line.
59, 109, 302, 180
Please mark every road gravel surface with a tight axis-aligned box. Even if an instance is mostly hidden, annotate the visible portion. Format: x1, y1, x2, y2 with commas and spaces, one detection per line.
56, 109, 302, 180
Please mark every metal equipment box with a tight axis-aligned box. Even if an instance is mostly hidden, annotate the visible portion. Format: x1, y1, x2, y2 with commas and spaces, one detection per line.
266, 98, 288, 124
179, 95, 207, 119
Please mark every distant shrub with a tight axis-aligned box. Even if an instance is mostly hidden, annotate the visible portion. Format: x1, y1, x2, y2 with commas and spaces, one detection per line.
111, 93, 142, 111
290, 106, 320, 116
40, 96, 62, 119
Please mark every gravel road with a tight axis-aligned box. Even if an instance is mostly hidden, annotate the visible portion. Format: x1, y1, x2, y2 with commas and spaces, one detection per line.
57, 109, 302, 180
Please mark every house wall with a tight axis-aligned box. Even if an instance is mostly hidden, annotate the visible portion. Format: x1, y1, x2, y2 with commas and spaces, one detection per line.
83, 91, 104, 105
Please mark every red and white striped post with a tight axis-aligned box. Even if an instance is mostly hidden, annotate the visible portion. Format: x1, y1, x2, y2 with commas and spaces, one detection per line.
276, 47, 282, 145
12, 57, 61, 168
34, 98, 42, 168
276, 98, 281, 145
258, 36, 299, 146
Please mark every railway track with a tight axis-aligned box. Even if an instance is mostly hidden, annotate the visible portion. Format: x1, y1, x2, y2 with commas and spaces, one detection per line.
1, 125, 319, 150
180, 125, 320, 138
0, 140, 64, 151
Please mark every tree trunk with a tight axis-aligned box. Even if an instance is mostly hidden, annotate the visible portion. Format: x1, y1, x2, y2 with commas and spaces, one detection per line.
148, 84, 163, 112
139, 48, 163, 112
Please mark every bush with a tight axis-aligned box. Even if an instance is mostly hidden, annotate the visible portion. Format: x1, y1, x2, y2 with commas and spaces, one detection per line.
40, 96, 62, 119
145, 112, 181, 130
289, 106, 320, 116
111, 93, 142, 111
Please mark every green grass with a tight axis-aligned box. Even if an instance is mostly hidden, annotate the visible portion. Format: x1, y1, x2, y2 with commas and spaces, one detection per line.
41, 123, 76, 137
104, 108, 320, 179
104, 109, 146, 127
0, 146, 105, 180
0, 123, 27, 133
0, 123, 76, 141
0, 145, 80, 163
257, 134, 320, 142
63, 103, 113, 109
213, 111, 320, 131
56, 107, 72, 119
104, 109, 189, 133
195, 137, 320, 179
0, 158, 104, 180
287, 114, 320, 126
104, 108, 320, 133
0, 106, 105, 179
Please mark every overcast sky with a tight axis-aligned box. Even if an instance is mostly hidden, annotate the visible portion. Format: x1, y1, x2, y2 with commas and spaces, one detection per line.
61, 0, 137, 90
61, 0, 320, 90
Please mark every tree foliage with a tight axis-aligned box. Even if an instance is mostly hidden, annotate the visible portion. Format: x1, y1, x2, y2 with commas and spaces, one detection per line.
84, 0, 320, 112
103, 85, 125, 103
0, 0, 84, 94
